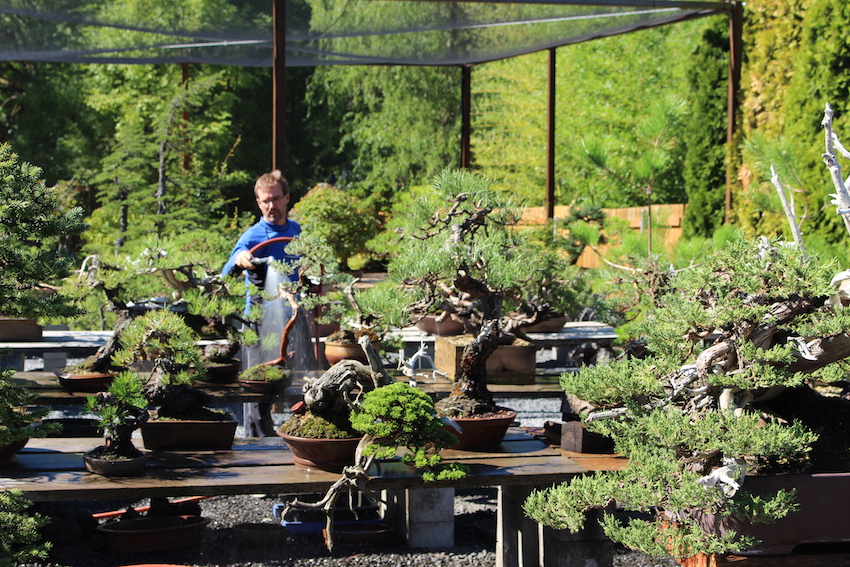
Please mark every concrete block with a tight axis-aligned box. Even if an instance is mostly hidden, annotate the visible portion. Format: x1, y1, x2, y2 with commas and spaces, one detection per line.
407, 487, 455, 522
382, 487, 455, 548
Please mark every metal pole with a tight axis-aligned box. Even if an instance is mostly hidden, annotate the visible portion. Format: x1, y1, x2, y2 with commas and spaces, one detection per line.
725, 1, 742, 224
546, 48, 556, 219
273, 0, 286, 172
461, 65, 472, 169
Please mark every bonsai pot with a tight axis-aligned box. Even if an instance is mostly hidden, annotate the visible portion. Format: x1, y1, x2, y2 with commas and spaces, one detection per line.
238, 378, 286, 394
96, 515, 210, 553
55, 371, 115, 392
415, 314, 466, 336
446, 410, 517, 451
203, 360, 241, 383
276, 430, 362, 472
0, 436, 29, 467
520, 315, 569, 333
83, 448, 147, 476
141, 416, 238, 450
323, 340, 376, 366
692, 472, 850, 555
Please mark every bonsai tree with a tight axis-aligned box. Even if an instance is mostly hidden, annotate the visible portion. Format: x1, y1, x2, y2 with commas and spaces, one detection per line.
523, 105, 850, 560
280, 380, 467, 551
372, 168, 585, 419
113, 309, 226, 421
84, 371, 149, 460
0, 143, 86, 448
59, 230, 253, 376
0, 144, 86, 560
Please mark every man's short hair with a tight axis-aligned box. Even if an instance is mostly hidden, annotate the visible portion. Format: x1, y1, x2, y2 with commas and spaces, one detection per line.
254, 169, 289, 195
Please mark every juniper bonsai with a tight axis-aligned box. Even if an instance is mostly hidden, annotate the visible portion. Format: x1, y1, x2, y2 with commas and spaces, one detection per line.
524, 106, 850, 560
280, 380, 466, 551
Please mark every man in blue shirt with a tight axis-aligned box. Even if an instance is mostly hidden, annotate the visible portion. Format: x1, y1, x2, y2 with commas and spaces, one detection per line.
223, 170, 307, 436
222, 169, 301, 287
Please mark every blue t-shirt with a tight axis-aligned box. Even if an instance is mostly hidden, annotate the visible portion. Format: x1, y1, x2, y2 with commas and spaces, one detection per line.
222, 218, 302, 290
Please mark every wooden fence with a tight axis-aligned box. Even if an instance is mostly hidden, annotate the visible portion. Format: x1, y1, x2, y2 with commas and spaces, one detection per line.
519, 204, 686, 269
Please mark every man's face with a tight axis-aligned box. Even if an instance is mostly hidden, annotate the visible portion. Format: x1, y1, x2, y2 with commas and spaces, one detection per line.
256, 183, 289, 225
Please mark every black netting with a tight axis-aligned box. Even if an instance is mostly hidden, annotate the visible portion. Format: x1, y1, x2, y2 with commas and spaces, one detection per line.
0, 0, 728, 66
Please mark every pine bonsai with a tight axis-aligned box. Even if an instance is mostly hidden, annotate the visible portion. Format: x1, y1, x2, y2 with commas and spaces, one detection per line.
84, 371, 149, 460
374, 168, 588, 418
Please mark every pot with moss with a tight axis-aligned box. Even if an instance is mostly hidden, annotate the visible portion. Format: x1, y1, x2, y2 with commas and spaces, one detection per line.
238, 363, 292, 394
115, 310, 238, 451
280, 380, 467, 551
83, 372, 149, 476
277, 335, 392, 471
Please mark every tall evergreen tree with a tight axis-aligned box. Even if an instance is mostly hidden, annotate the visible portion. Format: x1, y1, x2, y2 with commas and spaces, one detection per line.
682, 15, 729, 239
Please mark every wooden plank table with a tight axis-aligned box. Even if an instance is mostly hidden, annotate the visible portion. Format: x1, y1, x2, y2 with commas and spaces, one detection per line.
1, 428, 583, 502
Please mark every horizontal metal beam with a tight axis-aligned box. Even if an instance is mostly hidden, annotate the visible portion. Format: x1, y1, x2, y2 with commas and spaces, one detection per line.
402, 0, 732, 12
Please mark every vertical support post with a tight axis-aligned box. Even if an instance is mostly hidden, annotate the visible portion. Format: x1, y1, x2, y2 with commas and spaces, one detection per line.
182, 62, 190, 171
461, 65, 472, 169
273, 0, 286, 172
725, 1, 743, 224
546, 48, 557, 220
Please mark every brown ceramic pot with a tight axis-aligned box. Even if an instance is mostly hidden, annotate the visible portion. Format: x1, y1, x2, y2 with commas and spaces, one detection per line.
276, 431, 362, 472
141, 418, 237, 450
323, 341, 374, 366
96, 515, 210, 553
445, 410, 517, 451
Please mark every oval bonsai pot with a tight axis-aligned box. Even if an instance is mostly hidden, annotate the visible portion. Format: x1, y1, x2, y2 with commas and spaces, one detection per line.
96, 515, 210, 553
84, 450, 147, 476
55, 371, 115, 393
415, 314, 466, 336
276, 431, 362, 472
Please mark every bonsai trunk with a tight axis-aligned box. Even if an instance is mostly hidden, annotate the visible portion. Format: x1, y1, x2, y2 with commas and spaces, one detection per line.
441, 275, 503, 413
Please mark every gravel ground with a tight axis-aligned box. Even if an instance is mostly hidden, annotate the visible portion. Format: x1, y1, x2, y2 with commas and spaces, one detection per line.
28, 489, 677, 567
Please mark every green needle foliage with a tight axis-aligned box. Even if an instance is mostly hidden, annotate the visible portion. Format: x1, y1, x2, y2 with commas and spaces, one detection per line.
526, 235, 848, 559
0, 143, 87, 320
0, 490, 52, 567
351, 382, 468, 482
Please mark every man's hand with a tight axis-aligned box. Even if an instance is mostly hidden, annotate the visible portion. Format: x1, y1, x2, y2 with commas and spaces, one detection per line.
234, 250, 255, 270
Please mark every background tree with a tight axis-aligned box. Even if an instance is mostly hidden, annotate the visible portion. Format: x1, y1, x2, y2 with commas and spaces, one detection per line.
681, 16, 730, 239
